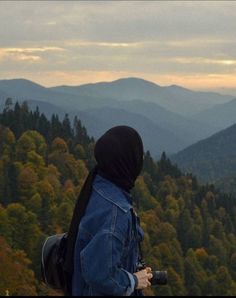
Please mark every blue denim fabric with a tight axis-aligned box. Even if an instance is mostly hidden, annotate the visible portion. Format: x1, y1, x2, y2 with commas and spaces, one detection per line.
72, 174, 145, 296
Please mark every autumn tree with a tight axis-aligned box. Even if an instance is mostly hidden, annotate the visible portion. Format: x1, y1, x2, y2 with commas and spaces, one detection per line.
0, 236, 37, 296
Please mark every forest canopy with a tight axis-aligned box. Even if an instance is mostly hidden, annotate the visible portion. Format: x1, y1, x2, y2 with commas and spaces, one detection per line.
0, 101, 236, 296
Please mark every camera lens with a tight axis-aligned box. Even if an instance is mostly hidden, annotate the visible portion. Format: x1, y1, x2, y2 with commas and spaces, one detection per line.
150, 271, 168, 286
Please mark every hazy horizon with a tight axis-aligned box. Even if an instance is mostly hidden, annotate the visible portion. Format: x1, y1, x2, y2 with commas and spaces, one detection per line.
0, 1, 236, 92
1, 75, 236, 97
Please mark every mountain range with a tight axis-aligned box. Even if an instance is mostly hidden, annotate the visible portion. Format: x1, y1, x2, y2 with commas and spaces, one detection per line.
172, 123, 236, 183
51, 77, 232, 116
0, 77, 235, 158
192, 98, 236, 130
76, 107, 184, 154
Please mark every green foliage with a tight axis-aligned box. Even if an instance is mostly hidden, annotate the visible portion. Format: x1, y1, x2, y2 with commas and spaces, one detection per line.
0, 103, 236, 296
173, 123, 236, 184
140, 152, 236, 296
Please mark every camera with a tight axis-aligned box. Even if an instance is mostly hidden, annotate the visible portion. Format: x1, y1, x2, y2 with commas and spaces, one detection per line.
136, 259, 168, 286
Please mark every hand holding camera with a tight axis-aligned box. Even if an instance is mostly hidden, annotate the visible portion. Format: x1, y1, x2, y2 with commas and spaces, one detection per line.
133, 267, 153, 289
134, 259, 168, 289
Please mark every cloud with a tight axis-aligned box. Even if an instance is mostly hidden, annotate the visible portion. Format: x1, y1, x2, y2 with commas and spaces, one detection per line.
1, 1, 236, 43
0, 47, 64, 54
0, 46, 65, 63
66, 40, 139, 48
0, 1, 236, 89
65, 38, 236, 51
169, 57, 236, 66
45, 21, 57, 26
14, 54, 41, 62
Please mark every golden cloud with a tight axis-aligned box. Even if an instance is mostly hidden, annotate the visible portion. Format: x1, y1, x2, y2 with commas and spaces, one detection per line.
168, 57, 236, 66
0, 47, 65, 63
65, 40, 140, 48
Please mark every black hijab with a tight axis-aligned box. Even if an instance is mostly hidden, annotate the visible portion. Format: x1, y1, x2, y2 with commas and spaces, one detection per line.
63, 126, 144, 293
95, 125, 144, 192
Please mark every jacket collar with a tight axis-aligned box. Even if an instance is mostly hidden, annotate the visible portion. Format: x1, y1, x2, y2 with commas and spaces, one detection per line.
92, 174, 133, 213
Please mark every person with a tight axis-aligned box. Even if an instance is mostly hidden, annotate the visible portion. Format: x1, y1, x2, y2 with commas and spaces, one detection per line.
64, 125, 153, 296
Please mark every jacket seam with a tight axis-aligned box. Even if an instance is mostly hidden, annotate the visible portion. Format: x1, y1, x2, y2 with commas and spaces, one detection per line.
111, 205, 117, 233
110, 229, 128, 295
93, 185, 131, 213
79, 223, 94, 238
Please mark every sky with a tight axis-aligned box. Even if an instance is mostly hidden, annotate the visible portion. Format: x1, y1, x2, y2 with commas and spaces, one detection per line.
0, 1, 236, 92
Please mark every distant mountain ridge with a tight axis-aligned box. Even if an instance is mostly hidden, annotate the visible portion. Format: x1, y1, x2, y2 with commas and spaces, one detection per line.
193, 98, 236, 130
172, 123, 236, 182
0, 78, 115, 110
0, 96, 184, 157
0, 77, 234, 157
107, 99, 218, 145
77, 106, 184, 156
51, 77, 233, 116
1, 77, 233, 116
0, 89, 11, 105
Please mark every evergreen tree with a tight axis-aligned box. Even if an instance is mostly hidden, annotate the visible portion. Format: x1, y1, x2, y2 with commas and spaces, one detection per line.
0, 103, 236, 296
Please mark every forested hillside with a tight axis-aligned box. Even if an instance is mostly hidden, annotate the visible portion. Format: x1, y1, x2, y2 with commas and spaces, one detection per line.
172, 123, 236, 185
0, 101, 236, 296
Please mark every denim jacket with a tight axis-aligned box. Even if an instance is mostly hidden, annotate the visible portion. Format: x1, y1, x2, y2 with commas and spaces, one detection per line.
72, 174, 145, 296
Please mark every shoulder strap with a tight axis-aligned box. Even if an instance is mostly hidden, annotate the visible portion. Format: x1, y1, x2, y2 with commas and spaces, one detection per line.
130, 208, 143, 261
130, 208, 137, 237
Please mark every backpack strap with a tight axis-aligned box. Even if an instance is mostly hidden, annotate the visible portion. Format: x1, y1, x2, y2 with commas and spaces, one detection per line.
130, 208, 143, 261
130, 208, 137, 237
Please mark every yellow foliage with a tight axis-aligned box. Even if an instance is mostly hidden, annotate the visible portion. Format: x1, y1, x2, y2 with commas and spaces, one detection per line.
51, 137, 68, 153
0, 236, 37, 296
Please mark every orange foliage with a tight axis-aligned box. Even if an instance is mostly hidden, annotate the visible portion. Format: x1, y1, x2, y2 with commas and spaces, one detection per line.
0, 236, 37, 296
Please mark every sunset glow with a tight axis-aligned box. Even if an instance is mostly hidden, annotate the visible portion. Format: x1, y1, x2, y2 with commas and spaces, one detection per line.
0, 1, 236, 92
